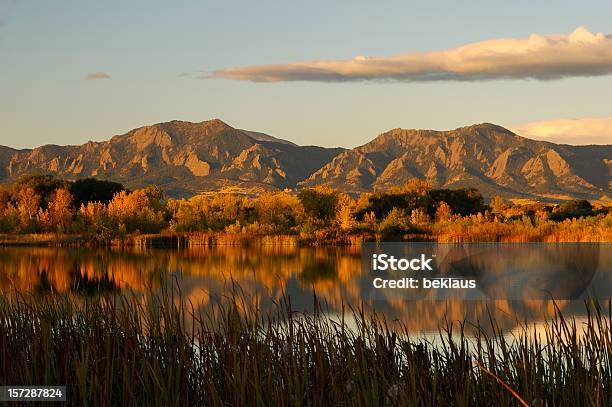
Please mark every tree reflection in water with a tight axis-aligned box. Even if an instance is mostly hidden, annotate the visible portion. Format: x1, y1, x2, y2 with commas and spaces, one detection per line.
0, 245, 609, 334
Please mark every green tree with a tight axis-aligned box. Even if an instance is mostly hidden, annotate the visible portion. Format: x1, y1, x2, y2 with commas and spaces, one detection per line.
70, 178, 125, 207
13, 174, 68, 208
298, 187, 339, 222
550, 200, 593, 221
427, 188, 486, 217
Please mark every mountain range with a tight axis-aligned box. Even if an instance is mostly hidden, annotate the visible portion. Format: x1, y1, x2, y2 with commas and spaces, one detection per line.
1, 119, 610, 201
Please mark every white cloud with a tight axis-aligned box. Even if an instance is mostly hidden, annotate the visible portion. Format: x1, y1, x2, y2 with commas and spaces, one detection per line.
86, 72, 111, 80
212, 26, 612, 82
512, 117, 612, 145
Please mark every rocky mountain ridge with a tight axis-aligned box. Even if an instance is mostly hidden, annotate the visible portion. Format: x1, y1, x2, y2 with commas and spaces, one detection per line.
1, 120, 610, 201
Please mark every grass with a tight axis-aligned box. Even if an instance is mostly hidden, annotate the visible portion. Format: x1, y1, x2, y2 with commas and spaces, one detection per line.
0, 288, 610, 406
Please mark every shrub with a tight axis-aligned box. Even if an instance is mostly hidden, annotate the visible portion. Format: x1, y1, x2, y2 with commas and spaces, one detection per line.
379, 207, 410, 234
551, 200, 593, 221
298, 187, 339, 223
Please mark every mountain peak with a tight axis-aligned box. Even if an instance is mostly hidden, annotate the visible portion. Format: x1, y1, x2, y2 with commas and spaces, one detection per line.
370, 123, 516, 143
156, 118, 234, 132
458, 122, 513, 133
0, 120, 609, 201
202, 118, 231, 127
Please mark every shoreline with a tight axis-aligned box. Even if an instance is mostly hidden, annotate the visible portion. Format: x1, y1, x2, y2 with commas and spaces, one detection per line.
1, 230, 610, 248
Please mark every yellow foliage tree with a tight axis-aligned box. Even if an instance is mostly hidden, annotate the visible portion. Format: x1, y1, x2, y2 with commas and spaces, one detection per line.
335, 193, 356, 231
48, 188, 74, 233
255, 192, 302, 232
410, 208, 430, 225
403, 178, 430, 195
15, 187, 41, 232
435, 201, 453, 223
107, 189, 165, 233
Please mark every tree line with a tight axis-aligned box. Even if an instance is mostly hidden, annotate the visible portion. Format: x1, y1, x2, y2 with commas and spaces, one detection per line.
0, 174, 609, 243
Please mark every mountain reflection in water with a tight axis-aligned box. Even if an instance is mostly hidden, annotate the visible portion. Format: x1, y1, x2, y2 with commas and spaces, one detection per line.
0, 245, 609, 333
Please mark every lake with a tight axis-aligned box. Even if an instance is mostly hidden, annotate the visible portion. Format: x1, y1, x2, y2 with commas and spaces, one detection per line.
0, 243, 610, 334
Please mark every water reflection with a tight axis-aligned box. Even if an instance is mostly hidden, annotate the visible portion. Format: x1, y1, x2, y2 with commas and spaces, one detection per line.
362, 243, 604, 301
0, 245, 609, 333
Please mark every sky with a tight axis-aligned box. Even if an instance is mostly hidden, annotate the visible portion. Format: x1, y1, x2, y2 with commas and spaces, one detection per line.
1, 0, 612, 149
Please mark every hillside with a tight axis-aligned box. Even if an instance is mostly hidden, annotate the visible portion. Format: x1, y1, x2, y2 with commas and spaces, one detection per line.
300, 123, 611, 201
0, 119, 343, 197
0, 120, 610, 200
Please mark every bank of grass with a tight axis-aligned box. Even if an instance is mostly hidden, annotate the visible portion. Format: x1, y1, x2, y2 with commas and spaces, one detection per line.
0, 289, 610, 406
431, 214, 612, 243
1, 216, 611, 248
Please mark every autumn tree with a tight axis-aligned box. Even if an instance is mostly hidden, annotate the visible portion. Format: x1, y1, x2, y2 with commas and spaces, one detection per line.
15, 187, 42, 232
403, 178, 430, 196
435, 201, 453, 223
362, 211, 377, 231
78, 201, 117, 242
410, 208, 430, 225
13, 174, 68, 208
0, 187, 10, 213
208, 194, 252, 230
48, 188, 74, 233
0, 187, 12, 232
490, 195, 507, 214
255, 192, 302, 233
167, 197, 208, 232
335, 193, 356, 231
379, 208, 409, 234
107, 189, 165, 233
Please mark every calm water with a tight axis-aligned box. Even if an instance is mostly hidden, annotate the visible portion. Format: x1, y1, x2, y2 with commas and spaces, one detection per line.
0, 244, 610, 334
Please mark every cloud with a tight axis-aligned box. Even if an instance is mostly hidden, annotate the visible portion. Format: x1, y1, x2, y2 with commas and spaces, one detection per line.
86, 72, 111, 80
212, 26, 612, 83
512, 117, 612, 145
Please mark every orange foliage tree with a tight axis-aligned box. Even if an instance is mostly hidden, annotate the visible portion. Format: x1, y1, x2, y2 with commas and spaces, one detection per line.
107, 188, 165, 233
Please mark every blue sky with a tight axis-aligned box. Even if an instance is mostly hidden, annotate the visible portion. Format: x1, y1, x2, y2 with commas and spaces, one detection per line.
1, 0, 611, 148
